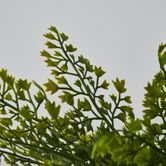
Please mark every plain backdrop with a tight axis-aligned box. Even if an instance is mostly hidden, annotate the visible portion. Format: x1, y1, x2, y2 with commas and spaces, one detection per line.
0, 0, 166, 118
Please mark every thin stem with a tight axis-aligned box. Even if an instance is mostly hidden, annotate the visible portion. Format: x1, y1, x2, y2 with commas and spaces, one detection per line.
0, 149, 42, 164
0, 99, 18, 112
72, 117, 103, 125
12, 86, 20, 110
27, 90, 36, 110
111, 93, 121, 130
57, 34, 113, 128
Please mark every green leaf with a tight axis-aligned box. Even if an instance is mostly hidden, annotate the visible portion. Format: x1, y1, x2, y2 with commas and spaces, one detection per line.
158, 51, 166, 66
82, 98, 91, 111
48, 26, 58, 34
4, 93, 12, 101
151, 123, 162, 134
0, 142, 7, 148
56, 76, 68, 84
44, 33, 56, 40
158, 43, 166, 54
100, 80, 110, 89
61, 63, 68, 72
98, 95, 104, 101
94, 66, 105, 77
89, 79, 95, 87
119, 105, 135, 120
0, 68, 7, 82
129, 119, 142, 132
45, 41, 59, 49
123, 96, 132, 103
6, 75, 15, 87
145, 82, 161, 97
51, 70, 60, 76
65, 44, 77, 52
17, 90, 26, 100
86, 62, 94, 72
60, 33, 69, 42
45, 58, 59, 67
112, 78, 126, 93
54, 51, 62, 57
91, 132, 123, 159
20, 105, 32, 121
0, 118, 12, 127
116, 112, 126, 122
45, 101, 60, 119
99, 100, 111, 110
59, 91, 74, 105
78, 55, 89, 64
91, 135, 108, 159
57, 116, 70, 129
74, 79, 81, 87
110, 94, 117, 103
134, 147, 151, 165
44, 79, 59, 94
34, 91, 45, 104
143, 108, 159, 120
16, 79, 31, 91
119, 105, 133, 113
40, 50, 52, 58
0, 109, 6, 115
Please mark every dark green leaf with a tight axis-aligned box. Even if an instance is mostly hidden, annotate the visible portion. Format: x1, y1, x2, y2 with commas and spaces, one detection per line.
0, 68, 7, 82
44, 33, 56, 40
100, 80, 110, 89
0, 118, 12, 127
116, 112, 126, 122
40, 50, 52, 58
6, 75, 15, 87
78, 55, 89, 64
48, 26, 58, 34
45, 41, 59, 49
34, 91, 45, 104
123, 96, 132, 103
94, 66, 105, 77
45, 101, 60, 118
145, 82, 161, 97
110, 94, 117, 103
56, 76, 68, 84
20, 105, 32, 121
129, 119, 142, 132
86, 62, 94, 72
158, 51, 166, 66
82, 98, 91, 111
45, 58, 59, 67
51, 70, 60, 76
54, 51, 62, 57
16, 79, 31, 91
17, 90, 26, 100
134, 147, 151, 165
61, 63, 68, 72
65, 44, 77, 52
4, 93, 12, 101
99, 100, 111, 110
44, 79, 59, 94
74, 79, 81, 87
119, 105, 133, 113
112, 78, 126, 93
158, 43, 166, 54
59, 91, 74, 105
60, 33, 69, 42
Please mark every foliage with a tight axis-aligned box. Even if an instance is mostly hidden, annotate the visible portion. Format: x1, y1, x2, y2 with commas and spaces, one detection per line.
0, 26, 165, 165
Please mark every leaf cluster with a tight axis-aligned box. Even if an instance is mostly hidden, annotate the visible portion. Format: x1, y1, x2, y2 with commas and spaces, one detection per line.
0, 26, 165, 165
